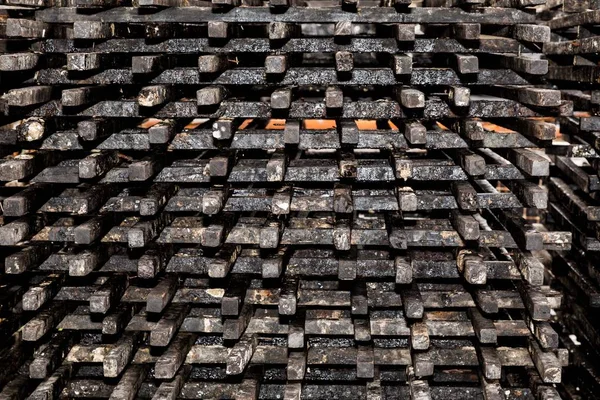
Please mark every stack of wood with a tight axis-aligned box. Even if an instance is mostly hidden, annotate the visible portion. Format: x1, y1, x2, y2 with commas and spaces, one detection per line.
539, 2, 600, 399
0, 0, 595, 398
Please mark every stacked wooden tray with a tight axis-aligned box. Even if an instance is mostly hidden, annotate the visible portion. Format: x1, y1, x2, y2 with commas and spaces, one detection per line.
0, 0, 596, 398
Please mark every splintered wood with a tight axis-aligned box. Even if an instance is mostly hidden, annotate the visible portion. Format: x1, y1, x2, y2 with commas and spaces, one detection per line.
0, 0, 597, 399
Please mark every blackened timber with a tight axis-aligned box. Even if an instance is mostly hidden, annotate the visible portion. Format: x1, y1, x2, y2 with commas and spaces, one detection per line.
279, 275, 298, 316
66, 248, 107, 276
452, 211, 480, 240
547, 65, 600, 84
127, 212, 173, 248
0, 53, 40, 71
73, 21, 112, 39
411, 322, 430, 351
529, 338, 561, 383
20, 98, 573, 119
67, 53, 101, 71
139, 248, 172, 279
154, 334, 195, 379
401, 286, 424, 319
89, 273, 129, 314
28, 364, 72, 400
23, 302, 68, 342
152, 365, 191, 400
62, 86, 106, 107
0, 2, 579, 396
455, 54, 479, 75
78, 119, 117, 141
147, 275, 178, 314
451, 181, 478, 211
41, 38, 530, 56
222, 303, 252, 340
36, 7, 536, 24
496, 209, 544, 251
22, 273, 64, 311
103, 304, 135, 335
457, 250, 486, 284
226, 333, 257, 376
132, 55, 168, 75
544, 36, 600, 55
29, 331, 75, 379
0, 215, 46, 246
150, 303, 190, 346
515, 252, 545, 286
504, 180, 547, 209
509, 149, 550, 177
79, 152, 120, 180
221, 274, 249, 316
0, 153, 54, 182
488, 54, 548, 76
556, 156, 600, 194
73, 216, 112, 245
149, 120, 176, 144
104, 332, 139, 378
41, 185, 117, 215
108, 365, 148, 400
137, 85, 173, 108
550, 177, 600, 221
4, 86, 52, 108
